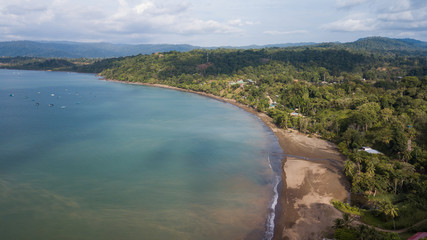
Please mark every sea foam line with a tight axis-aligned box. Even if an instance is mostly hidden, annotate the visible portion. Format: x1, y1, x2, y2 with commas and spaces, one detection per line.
263, 174, 281, 240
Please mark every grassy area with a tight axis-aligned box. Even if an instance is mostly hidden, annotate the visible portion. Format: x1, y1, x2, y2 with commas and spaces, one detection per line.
394, 202, 427, 227
333, 199, 427, 230
361, 211, 391, 229
370, 193, 406, 204
361, 204, 427, 230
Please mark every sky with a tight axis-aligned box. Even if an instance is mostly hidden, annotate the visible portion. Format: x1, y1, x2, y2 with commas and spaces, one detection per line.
0, 0, 426, 46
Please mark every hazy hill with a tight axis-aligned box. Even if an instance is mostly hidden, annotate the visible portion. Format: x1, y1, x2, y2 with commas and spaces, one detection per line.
0, 41, 199, 58
343, 37, 427, 55
213, 42, 318, 49
0, 37, 426, 58
0, 41, 318, 58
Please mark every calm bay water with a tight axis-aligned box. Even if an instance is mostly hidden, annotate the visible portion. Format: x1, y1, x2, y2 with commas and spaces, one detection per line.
0, 70, 282, 240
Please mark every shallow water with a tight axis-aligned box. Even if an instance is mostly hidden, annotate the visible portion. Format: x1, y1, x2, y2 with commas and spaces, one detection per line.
0, 69, 282, 240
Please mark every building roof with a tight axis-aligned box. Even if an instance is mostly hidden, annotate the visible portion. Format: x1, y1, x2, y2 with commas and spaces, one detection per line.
408, 232, 427, 240
360, 147, 382, 154
290, 112, 302, 117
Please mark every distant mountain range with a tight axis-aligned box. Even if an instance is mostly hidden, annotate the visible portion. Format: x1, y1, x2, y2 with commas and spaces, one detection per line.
0, 41, 198, 58
0, 37, 426, 58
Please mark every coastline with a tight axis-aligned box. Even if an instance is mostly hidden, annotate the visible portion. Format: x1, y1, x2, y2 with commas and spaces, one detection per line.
103, 79, 350, 239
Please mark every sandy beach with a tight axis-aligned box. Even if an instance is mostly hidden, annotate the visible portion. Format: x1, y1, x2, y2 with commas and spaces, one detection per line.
103, 80, 350, 239
272, 131, 349, 240
225, 108, 349, 240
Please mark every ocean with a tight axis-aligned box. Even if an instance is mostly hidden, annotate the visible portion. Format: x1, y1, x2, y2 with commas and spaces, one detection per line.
0, 69, 282, 240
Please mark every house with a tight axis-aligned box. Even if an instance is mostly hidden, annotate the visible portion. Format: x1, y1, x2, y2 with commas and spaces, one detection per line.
360, 147, 382, 154
229, 79, 247, 87
290, 112, 302, 117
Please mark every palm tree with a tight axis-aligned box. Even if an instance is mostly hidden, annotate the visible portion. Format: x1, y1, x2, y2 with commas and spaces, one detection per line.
380, 202, 399, 229
351, 150, 363, 173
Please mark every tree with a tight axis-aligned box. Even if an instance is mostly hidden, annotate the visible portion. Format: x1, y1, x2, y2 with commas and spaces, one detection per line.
380, 202, 399, 229
344, 160, 356, 179
390, 125, 408, 159
357, 225, 379, 240
350, 150, 364, 173
342, 128, 364, 150
352, 102, 381, 132
400, 76, 421, 88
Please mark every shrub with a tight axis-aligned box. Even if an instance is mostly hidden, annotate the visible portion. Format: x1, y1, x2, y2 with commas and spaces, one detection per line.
332, 200, 362, 216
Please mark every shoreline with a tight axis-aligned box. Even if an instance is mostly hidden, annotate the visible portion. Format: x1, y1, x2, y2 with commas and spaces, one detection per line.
103, 79, 350, 239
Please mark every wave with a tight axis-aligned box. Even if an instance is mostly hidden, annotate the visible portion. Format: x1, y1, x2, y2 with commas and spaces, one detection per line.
263, 174, 281, 240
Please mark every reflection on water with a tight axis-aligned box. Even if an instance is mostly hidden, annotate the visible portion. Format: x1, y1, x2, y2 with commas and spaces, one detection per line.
0, 70, 280, 240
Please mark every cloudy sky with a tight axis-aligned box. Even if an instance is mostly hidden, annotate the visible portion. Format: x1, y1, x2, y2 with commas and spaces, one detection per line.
0, 0, 426, 46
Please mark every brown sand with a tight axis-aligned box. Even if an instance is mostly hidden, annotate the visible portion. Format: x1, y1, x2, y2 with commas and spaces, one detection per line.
102, 80, 349, 239
245, 114, 349, 239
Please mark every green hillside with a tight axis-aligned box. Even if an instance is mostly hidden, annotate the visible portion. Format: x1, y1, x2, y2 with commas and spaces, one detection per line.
343, 37, 427, 55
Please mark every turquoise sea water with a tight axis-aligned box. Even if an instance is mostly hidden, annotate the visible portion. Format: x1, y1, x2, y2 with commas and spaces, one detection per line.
0, 70, 282, 240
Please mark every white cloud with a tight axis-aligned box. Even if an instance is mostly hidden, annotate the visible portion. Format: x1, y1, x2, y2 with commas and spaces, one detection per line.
385, 0, 411, 12
322, 18, 376, 32
378, 11, 414, 21
228, 19, 244, 26
264, 30, 308, 35
397, 31, 416, 37
325, 0, 427, 37
336, 0, 368, 9
175, 19, 242, 34
374, 0, 427, 31
2, 5, 47, 16
227, 19, 257, 27
0, 0, 426, 45
103, 1, 242, 35
0, 0, 244, 43
245, 21, 258, 25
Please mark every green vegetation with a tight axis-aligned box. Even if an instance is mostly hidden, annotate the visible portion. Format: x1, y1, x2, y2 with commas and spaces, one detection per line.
1, 36, 426, 237
1, 37, 426, 58
0, 56, 124, 73
331, 213, 400, 240
332, 200, 362, 216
